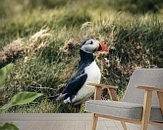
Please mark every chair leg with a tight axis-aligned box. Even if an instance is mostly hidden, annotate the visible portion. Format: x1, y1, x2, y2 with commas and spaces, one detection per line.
121, 121, 127, 130
92, 113, 98, 130
141, 90, 152, 130
141, 123, 148, 130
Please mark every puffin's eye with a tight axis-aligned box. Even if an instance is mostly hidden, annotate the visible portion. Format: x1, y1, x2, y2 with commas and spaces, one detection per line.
90, 41, 93, 44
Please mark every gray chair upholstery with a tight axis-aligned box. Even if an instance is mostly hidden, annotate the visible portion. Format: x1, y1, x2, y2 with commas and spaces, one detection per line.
86, 69, 163, 123
86, 100, 163, 122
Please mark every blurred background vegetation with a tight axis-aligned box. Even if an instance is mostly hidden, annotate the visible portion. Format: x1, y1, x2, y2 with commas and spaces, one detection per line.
0, 0, 163, 113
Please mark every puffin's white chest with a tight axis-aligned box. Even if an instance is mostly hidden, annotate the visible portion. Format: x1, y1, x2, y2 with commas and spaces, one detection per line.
73, 61, 101, 104
85, 61, 101, 81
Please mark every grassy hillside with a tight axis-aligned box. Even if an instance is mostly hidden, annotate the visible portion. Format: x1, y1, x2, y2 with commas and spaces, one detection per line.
0, 0, 163, 112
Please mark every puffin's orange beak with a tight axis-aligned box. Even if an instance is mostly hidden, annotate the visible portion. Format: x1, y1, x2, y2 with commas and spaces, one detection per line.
97, 41, 109, 52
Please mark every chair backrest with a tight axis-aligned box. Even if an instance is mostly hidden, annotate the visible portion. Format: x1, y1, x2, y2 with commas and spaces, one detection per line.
123, 68, 163, 107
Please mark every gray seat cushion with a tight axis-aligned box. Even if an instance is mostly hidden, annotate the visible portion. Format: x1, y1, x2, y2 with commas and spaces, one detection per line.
86, 100, 163, 122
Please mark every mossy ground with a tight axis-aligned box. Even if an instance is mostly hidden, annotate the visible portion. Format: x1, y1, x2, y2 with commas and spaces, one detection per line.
0, 0, 163, 112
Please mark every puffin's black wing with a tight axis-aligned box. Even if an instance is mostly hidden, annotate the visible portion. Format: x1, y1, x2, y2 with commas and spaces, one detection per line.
62, 71, 87, 99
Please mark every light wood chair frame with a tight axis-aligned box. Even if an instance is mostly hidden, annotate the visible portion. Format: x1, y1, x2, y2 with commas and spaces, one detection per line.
88, 83, 163, 130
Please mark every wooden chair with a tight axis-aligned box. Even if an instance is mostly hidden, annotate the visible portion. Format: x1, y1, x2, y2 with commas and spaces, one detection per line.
85, 69, 163, 130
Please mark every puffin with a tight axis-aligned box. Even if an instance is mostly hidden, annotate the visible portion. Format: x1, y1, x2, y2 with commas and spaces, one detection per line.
55, 39, 108, 105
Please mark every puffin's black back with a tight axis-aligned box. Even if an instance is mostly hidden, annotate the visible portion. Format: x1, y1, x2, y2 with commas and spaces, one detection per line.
62, 49, 94, 100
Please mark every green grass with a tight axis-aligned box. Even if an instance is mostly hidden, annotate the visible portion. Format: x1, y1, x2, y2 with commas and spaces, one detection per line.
0, 0, 163, 113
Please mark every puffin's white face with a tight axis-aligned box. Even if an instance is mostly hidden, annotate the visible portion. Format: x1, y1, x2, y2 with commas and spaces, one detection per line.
80, 39, 108, 53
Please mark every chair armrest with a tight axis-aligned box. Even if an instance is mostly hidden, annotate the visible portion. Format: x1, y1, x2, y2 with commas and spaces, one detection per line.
137, 86, 163, 92
87, 82, 118, 89
87, 82, 118, 101
137, 85, 163, 116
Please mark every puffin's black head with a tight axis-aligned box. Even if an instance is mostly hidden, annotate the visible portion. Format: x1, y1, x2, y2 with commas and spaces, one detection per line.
80, 39, 108, 54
